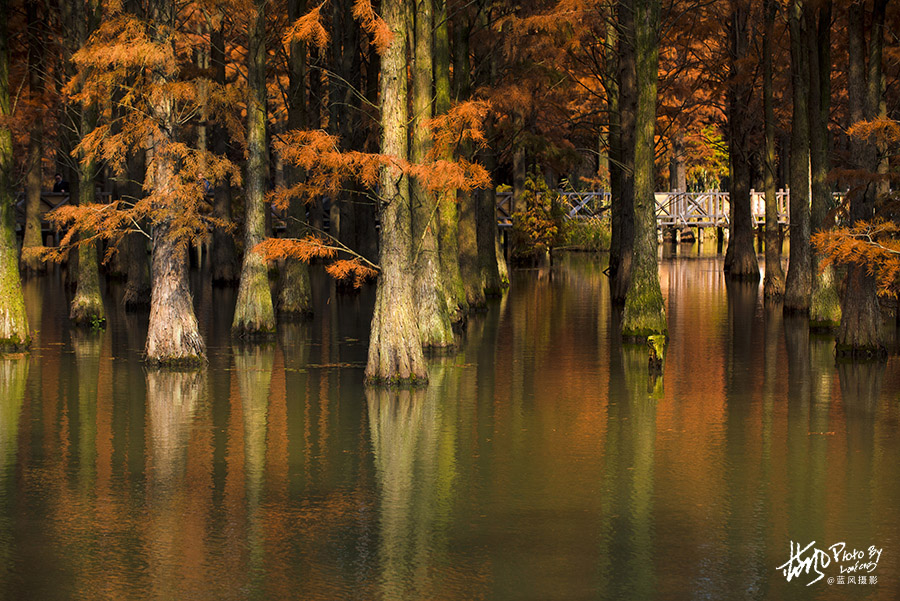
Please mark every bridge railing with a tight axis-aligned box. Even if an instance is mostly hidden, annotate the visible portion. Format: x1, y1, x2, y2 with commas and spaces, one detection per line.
498, 189, 793, 228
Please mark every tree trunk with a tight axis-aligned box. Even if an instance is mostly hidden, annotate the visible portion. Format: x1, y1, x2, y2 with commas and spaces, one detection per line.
365, 0, 427, 385
411, 0, 454, 349
622, 0, 666, 339
808, 0, 840, 328
0, 0, 29, 348
837, 0, 885, 358
70, 105, 105, 326
784, 0, 812, 313
434, 0, 466, 320
723, 1, 759, 280
210, 15, 238, 284
278, 0, 313, 318
762, 0, 785, 299
452, 17, 484, 310
123, 150, 150, 309
21, 0, 45, 273
232, 0, 276, 337
145, 4, 205, 365
611, 0, 636, 304
146, 220, 206, 365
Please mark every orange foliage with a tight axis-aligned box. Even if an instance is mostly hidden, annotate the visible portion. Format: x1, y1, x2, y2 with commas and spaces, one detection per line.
813, 220, 900, 296
282, 3, 330, 50
325, 259, 378, 287
351, 0, 393, 54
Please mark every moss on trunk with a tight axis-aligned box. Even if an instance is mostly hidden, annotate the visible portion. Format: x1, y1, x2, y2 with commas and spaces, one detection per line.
365, 0, 427, 385
0, 7, 30, 351
809, 263, 840, 329
458, 189, 485, 310
70, 239, 105, 327
411, 0, 453, 349
622, 0, 666, 341
232, 0, 275, 337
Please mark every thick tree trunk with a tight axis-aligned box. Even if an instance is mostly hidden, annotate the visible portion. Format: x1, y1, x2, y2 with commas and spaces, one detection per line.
146, 221, 206, 365
784, 0, 812, 313
210, 16, 238, 285
278, 0, 313, 318
145, 17, 205, 364
232, 0, 276, 337
837, 0, 885, 357
762, 0, 785, 299
808, 0, 840, 328
365, 0, 427, 385
611, 0, 636, 304
0, 0, 29, 349
478, 144, 502, 296
622, 0, 666, 339
723, 1, 759, 280
22, 0, 45, 273
433, 0, 466, 320
411, 0, 454, 349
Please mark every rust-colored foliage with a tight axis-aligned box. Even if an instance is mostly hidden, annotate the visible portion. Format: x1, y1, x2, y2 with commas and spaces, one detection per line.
813, 220, 900, 296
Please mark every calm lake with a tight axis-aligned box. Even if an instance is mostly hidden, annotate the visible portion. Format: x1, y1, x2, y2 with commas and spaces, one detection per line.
1, 251, 898, 600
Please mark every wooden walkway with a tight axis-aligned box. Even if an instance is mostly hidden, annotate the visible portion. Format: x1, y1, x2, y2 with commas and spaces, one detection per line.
497, 190, 791, 228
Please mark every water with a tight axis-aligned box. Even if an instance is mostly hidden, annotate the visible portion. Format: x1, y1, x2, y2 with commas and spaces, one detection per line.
1, 253, 898, 600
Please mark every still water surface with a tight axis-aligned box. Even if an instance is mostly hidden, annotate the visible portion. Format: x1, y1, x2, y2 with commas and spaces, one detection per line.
1, 253, 899, 600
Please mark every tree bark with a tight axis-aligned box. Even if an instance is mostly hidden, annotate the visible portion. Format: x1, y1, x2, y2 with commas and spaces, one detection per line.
808, 0, 840, 328
278, 0, 313, 318
411, 0, 454, 349
433, 0, 466, 320
452, 15, 484, 309
611, 0, 636, 304
210, 14, 238, 284
0, 0, 29, 349
837, 0, 885, 358
762, 0, 785, 299
784, 0, 812, 313
621, 0, 666, 339
70, 151, 105, 326
145, 1, 205, 365
365, 0, 427, 385
723, 1, 760, 280
232, 0, 276, 337
22, 0, 46, 273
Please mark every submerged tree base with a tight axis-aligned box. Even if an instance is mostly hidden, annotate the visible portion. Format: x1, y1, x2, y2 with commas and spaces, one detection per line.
0, 334, 31, 353
835, 342, 887, 363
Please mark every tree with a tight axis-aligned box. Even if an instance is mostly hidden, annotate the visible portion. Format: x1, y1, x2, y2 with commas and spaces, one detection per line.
722, 0, 759, 280
365, 0, 428, 383
21, 0, 47, 273
621, 0, 666, 339
0, 0, 30, 350
232, 0, 276, 337
762, 0, 784, 299
833, 0, 886, 357
278, 0, 314, 318
783, 0, 812, 313
411, 0, 454, 348
807, 0, 840, 328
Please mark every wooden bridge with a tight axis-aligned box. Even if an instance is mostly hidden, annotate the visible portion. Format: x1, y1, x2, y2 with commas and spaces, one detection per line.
497, 189, 791, 229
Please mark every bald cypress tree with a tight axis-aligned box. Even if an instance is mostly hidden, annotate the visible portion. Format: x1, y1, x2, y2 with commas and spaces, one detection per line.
0, 0, 30, 350
365, 0, 427, 384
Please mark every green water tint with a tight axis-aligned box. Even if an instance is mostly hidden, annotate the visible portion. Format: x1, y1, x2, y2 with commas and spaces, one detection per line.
0, 254, 898, 600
